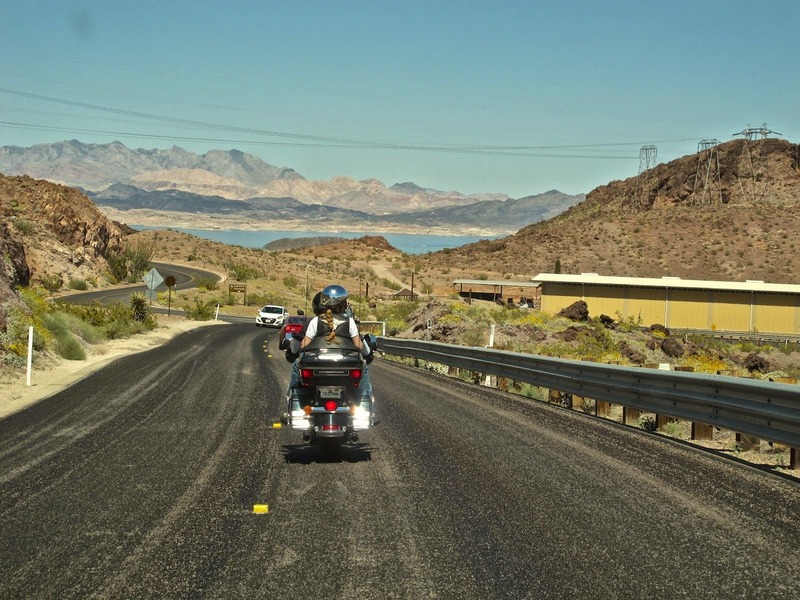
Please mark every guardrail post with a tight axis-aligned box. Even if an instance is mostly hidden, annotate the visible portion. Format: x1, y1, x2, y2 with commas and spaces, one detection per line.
623, 407, 641, 426
596, 400, 612, 418
691, 422, 714, 441
736, 432, 760, 451
656, 415, 676, 429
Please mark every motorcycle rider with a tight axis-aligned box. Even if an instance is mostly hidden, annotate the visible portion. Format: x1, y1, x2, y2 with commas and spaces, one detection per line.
283, 284, 375, 422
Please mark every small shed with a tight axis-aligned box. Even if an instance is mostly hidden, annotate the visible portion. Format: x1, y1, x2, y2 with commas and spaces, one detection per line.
393, 288, 418, 300
452, 279, 541, 307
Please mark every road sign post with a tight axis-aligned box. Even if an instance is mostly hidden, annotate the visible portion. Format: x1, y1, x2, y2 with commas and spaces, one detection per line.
164, 275, 176, 316
228, 283, 247, 305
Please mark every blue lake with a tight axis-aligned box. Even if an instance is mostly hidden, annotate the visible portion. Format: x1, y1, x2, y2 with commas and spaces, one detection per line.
132, 226, 500, 255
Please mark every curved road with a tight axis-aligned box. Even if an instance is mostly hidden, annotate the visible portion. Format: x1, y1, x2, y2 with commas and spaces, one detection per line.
0, 324, 798, 598
57, 262, 217, 306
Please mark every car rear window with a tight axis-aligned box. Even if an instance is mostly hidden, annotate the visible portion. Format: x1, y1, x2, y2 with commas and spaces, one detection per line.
262, 306, 284, 314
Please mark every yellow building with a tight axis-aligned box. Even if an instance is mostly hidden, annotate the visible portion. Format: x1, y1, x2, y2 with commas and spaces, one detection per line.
534, 273, 800, 335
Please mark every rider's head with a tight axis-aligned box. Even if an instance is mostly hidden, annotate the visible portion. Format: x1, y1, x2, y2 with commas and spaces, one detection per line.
319, 284, 349, 314
311, 291, 324, 315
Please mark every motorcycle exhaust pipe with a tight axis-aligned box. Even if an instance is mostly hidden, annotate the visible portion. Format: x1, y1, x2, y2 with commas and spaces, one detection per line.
302, 432, 312, 444
349, 432, 359, 443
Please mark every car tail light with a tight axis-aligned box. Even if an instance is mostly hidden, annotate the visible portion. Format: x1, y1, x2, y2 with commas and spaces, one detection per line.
324, 400, 338, 412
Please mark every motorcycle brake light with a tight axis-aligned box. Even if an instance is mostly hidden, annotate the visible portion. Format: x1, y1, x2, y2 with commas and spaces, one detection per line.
324, 400, 338, 412
300, 369, 314, 379
350, 369, 362, 380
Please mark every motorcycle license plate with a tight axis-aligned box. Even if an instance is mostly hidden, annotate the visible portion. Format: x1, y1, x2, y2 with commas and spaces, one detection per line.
318, 386, 344, 399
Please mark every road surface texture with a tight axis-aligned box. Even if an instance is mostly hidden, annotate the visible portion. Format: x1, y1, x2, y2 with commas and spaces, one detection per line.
1, 324, 797, 599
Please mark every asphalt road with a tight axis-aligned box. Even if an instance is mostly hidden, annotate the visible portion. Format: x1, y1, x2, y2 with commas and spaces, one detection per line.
1, 324, 798, 599
57, 262, 211, 306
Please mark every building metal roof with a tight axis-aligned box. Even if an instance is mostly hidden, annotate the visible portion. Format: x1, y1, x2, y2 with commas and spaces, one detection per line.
453, 279, 541, 288
532, 273, 800, 294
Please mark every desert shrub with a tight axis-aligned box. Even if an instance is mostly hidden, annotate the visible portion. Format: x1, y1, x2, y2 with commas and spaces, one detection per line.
38, 273, 63, 293
106, 251, 128, 282
52, 331, 86, 360
42, 312, 103, 345
638, 415, 658, 432
126, 239, 155, 278
516, 383, 544, 401
13, 218, 35, 235
67, 278, 88, 291
195, 276, 218, 291
103, 319, 137, 339
129, 292, 150, 322
185, 299, 216, 321
659, 420, 686, 439
227, 263, 261, 281
462, 327, 489, 347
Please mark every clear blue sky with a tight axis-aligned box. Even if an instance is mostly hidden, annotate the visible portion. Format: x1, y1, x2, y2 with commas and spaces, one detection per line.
1, 1, 797, 198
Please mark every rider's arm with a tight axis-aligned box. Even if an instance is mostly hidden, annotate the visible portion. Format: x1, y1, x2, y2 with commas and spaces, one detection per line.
300, 317, 319, 348
348, 317, 364, 351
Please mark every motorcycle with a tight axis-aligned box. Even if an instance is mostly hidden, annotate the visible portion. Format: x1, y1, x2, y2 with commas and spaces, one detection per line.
282, 333, 377, 455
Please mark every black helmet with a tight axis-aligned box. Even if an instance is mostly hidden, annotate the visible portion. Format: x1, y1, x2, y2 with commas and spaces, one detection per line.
319, 284, 349, 314
311, 291, 324, 315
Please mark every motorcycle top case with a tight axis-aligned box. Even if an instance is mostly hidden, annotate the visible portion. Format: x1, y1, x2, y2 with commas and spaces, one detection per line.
299, 346, 364, 387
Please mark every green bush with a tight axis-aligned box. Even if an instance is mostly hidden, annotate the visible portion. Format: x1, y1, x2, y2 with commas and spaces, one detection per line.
129, 293, 149, 322
185, 299, 216, 321
38, 273, 63, 293
67, 278, 88, 291
53, 331, 86, 360
195, 276, 218, 291
106, 251, 128, 283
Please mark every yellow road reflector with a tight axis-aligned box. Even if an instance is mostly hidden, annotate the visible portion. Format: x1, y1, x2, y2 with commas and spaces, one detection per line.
267, 353, 273, 358
272, 422, 282, 428
253, 504, 269, 514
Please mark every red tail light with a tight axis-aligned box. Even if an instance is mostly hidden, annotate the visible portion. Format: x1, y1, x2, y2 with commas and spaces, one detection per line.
350, 369, 362, 380
324, 400, 338, 412
300, 369, 314, 379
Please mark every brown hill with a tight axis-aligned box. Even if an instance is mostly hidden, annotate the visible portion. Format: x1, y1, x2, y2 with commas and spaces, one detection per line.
415, 138, 800, 285
0, 174, 125, 329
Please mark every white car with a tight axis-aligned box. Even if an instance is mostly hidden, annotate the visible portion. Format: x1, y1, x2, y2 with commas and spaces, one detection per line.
256, 305, 288, 327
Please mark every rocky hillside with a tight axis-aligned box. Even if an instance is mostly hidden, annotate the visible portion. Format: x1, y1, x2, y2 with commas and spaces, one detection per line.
0, 174, 125, 330
416, 138, 800, 284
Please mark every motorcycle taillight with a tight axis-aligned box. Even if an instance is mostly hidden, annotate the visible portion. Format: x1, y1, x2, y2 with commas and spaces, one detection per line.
300, 368, 314, 379
324, 400, 338, 412
349, 369, 362, 380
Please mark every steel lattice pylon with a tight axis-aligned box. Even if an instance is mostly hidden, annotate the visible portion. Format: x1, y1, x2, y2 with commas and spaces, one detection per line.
692, 139, 722, 205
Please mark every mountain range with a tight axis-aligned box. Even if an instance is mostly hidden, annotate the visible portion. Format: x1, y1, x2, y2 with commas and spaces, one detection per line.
0, 140, 584, 233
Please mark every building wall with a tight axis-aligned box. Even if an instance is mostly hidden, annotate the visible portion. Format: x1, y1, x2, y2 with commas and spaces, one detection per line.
540, 283, 800, 334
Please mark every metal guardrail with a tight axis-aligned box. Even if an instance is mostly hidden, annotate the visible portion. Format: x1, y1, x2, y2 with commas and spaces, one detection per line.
377, 337, 800, 448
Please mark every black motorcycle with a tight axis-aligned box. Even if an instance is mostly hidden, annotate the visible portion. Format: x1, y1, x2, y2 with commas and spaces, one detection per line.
282, 334, 376, 455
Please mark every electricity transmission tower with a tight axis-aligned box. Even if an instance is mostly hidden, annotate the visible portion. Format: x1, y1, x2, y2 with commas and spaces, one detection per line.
691, 138, 721, 205
733, 123, 781, 140
733, 124, 781, 202
632, 145, 658, 210
638, 145, 658, 175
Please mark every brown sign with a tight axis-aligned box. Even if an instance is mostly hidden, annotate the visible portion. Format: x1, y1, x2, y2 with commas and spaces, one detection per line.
229, 283, 246, 293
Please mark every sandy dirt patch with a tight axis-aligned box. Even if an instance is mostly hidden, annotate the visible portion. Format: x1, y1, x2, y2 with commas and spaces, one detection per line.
0, 315, 225, 420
